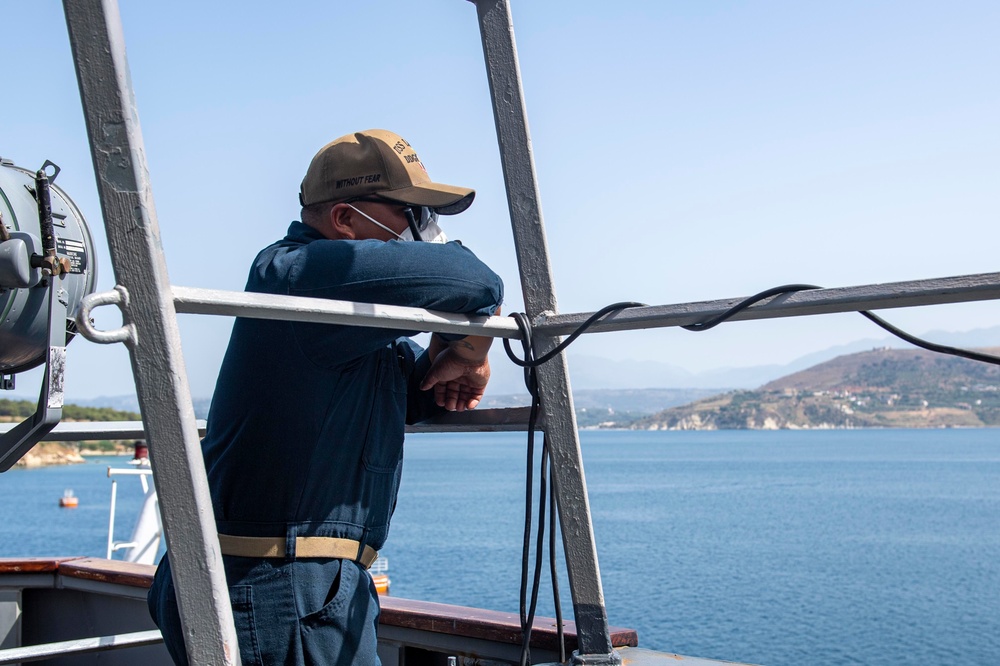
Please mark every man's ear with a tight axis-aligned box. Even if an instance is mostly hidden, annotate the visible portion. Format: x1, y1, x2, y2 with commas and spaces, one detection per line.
330, 203, 356, 240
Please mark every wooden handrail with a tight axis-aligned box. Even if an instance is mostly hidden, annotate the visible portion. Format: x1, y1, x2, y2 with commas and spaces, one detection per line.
0, 558, 638, 651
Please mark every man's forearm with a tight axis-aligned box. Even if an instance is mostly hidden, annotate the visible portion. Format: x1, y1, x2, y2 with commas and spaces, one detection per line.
428, 305, 499, 363
430, 332, 492, 363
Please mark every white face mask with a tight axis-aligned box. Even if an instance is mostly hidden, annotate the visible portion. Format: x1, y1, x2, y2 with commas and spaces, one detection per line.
346, 203, 448, 243
402, 219, 448, 244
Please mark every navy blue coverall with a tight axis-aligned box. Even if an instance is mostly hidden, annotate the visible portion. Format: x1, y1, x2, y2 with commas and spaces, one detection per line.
149, 221, 503, 665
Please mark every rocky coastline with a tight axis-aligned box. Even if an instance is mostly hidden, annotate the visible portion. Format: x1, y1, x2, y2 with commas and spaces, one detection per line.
14, 442, 86, 468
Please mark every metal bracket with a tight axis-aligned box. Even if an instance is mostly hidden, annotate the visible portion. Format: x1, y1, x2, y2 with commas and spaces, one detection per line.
39, 160, 61, 184
75, 286, 138, 347
0, 278, 69, 472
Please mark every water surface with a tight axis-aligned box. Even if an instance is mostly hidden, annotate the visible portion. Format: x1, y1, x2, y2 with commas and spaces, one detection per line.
2, 431, 998, 665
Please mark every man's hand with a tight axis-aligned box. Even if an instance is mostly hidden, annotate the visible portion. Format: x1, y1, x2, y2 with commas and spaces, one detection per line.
420, 347, 491, 412
420, 328, 496, 411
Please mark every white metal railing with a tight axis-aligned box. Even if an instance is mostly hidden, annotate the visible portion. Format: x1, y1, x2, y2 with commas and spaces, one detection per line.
0, 410, 539, 440
158, 272, 1000, 339
370, 557, 389, 576
0, 630, 163, 665
106, 466, 153, 559
0, 421, 204, 441
171, 286, 522, 338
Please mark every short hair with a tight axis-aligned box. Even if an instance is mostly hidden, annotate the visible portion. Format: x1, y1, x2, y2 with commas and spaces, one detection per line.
301, 201, 337, 229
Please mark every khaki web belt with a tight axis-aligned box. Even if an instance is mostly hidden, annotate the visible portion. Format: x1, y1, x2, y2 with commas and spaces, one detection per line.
217, 534, 378, 569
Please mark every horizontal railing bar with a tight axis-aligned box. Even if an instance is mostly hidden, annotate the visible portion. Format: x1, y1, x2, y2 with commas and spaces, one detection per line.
0, 409, 538, 441
535, 272, 1000, 336
0, 421, 204, 441
0, 629, 163, 664
172, 286, 521, 339
173, 273, 999, 342
408, 407, 539, 433
108, 468, 153, 477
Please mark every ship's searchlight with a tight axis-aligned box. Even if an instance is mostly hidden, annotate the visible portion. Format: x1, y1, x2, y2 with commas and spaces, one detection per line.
0, 157, 97, 471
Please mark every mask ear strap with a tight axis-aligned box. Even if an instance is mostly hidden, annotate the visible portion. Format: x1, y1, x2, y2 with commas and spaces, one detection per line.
404, 208, 424, 242
345, 203, 406, 241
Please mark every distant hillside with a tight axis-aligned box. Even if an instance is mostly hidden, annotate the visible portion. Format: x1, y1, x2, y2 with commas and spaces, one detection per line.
0, 399, 143, 465
480, 388, 727, 427
0, 399, 140, 422
630, 347, 1000, 430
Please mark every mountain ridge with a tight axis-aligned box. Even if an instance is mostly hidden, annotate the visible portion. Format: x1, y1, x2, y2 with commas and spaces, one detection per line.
630, 346, 1000, 430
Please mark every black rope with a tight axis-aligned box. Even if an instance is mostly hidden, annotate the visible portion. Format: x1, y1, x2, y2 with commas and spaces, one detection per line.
504, 302, 646, 368
508, 313, 545, 666
508, 308, 583, 666
520, 434, 549, 666
501, 287, 999, 666
506, 304, 650, 665
859, 310, 1000, 365
677, 284, 1000, 366
681, 284, 821, 331
510, 318, 532, 628
505, 286, 1000, 371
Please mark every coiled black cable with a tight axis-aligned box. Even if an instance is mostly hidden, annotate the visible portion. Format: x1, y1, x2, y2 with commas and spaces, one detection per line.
504, 302, 647, 368
859, 310, 1000, 365
501, 286, 999, 665
680, 284, 821, 331
505, 304, 645, 665
506, 312, 551, 666
679, 284, 1000, 366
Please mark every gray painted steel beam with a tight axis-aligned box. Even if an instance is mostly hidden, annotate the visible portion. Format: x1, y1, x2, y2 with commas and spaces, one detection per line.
408, 407, 540, 433
171, 285, 521, 339
536, 272, 1000, 336
61, 1, 240, 664
0, 420, 204, 442
0, 590, 19, 652
471, 0, 617, 662
174, 273, 1000, 341
0, 408, 538, 440
0, 629, 162, 665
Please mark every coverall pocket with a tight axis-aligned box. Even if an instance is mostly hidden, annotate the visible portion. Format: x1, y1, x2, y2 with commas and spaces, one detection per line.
298, 561, 380, 663
229, 585, 264, 665
298, 559, 351, 630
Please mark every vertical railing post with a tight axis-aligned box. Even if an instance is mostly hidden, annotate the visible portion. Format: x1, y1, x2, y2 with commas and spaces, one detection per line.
470, 1, 619, 662
61, 1, 240, 663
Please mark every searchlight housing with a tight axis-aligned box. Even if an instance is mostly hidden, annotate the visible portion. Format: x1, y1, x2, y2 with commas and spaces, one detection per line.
0, 157, 97, 470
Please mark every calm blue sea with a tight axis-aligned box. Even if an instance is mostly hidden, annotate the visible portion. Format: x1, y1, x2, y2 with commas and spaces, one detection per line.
2, 429, 999, 666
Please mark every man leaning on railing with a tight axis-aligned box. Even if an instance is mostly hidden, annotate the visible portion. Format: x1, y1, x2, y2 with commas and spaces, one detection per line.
148, 129, 503, 665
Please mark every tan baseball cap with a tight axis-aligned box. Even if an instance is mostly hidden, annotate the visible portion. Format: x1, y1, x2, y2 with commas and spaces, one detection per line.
299, 129, 475, 215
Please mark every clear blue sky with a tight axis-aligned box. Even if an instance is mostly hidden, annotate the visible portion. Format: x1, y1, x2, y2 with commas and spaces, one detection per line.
2, 1, 998, 400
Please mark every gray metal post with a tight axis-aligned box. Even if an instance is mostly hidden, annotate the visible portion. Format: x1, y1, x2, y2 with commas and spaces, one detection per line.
61, 1, 240, 664
470, 1, 619, 662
